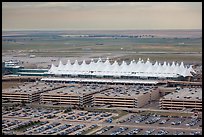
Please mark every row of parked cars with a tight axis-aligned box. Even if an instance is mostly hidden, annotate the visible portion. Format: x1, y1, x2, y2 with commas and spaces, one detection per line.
126, 128, 142, 135
110, 127, 128, 135
2, 119, 45, 134
143, 129, 155, 135
97, 125, 202, 135
28, 122, 86, 135
76, 124, 98, 135
2, 119, 22, 132
159, 118, 170, 124
5, 107, 62, 119
170, 117, 185, 125
33, 122, 60, 134
186, 118, 200, 127
56, 124, 86, 135
145, 117, 160, 124
95, 126, 114, 135
23, 121, 47, 133
118, 113, 202, 128
155, 129, 169, 135
43, 123, 72, 134
135, 115, 149, 123
190, 131, 202, 135
58, 111, 112, 122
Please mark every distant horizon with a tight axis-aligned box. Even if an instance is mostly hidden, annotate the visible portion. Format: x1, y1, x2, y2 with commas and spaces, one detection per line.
2, 28, 202, 32
3, 28, 201, 38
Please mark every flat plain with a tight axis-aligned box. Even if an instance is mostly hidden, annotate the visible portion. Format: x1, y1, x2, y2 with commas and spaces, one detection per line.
2, 30, 202, 68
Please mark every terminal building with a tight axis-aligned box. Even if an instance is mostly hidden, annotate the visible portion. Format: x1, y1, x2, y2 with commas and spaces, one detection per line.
2, 60, 23, 75
2, 60, 48, 76
42, 58, 196, 85
2, 58, 200, 110
159, 87, 202, 111
16, 69, 48, 76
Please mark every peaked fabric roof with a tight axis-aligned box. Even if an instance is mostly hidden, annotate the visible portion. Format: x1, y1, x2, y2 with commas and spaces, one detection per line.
47, 58, 195, 78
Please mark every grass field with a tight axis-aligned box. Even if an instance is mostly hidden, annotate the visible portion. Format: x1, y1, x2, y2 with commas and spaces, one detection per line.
112, 53, 202, 63
2, 37, 202, 52
2, 31, 202, 64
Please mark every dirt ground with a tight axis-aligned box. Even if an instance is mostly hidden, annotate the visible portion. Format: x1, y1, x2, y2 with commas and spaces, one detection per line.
2, 81, 24, 89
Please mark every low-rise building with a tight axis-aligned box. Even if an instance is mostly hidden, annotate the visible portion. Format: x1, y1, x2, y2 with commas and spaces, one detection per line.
40, 84, 111, 107
160, 87, 202, 111
2, 82, 65, 103
93, 85, 160, 108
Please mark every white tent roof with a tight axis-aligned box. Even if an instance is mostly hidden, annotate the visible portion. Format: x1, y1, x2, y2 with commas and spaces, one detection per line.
188, 65, 196, 74
47, 58, 195, 78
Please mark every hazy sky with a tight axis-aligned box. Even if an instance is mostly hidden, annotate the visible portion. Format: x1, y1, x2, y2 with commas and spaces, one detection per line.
2, 2, 202, 30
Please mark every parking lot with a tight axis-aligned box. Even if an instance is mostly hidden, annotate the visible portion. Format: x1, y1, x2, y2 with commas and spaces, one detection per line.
2, 119, 91, 135
2, 106, 202, 135
93, 114, 202, 135
97, 126, 201, 135
3, 106, 116, 120
117, 113, 202, 129
2, 106, 117, 135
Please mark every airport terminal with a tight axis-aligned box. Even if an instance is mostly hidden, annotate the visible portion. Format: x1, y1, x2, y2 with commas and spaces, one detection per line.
40, 58, 196, 85
2, 2, 202, 135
